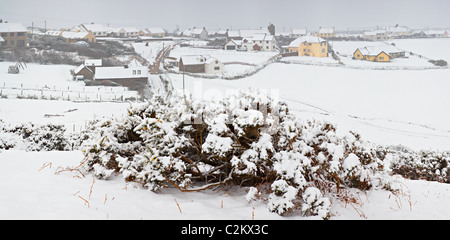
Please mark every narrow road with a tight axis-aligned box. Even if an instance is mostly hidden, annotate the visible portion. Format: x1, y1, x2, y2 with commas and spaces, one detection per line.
150, 44, 176, 74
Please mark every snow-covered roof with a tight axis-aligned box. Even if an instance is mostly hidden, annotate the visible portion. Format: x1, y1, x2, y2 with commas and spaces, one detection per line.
147, 27, 165, 34
0, 23, 27, 33
61, 31, 90, 39
288, 36, 327, 47
121, 27, 139, 33
95, 66, 148, 80
180, 55, 207, 65
74, 64, 93, 75
356, 45, 404, 56
84, 59, 102, 66
81, 23, 113, 33
0, 36, 4, 42
386, 26, 410, 33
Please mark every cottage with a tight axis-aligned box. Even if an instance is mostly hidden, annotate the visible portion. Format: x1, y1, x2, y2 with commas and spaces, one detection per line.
115, 27, 140, 38
318, 27, 335, 39
224, 39, 243, 50
183, 27, 208, 39
290, 29, 308, 38
362, 30, 387, 41
226, 33, 276, 52
80, 23, 113, 37
146, 27, 166, 37
385, 25, 413, 38
0, 22, 27, 48
60, 31, 96, 43
286, 36, 328, 57
72, 59, 102, 80
179, 55, 224, 74
353, 45, 405, 62
179, 55, 206, 73
94, 66, 148, 91
424, 30, 448, 38
204, 57, 224, 74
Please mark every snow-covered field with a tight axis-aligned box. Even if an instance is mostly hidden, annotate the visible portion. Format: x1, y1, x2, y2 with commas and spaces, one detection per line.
1, 38, 450, 220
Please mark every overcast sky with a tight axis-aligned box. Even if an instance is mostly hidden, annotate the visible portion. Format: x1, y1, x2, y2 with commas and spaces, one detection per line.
1, 0, 449, 31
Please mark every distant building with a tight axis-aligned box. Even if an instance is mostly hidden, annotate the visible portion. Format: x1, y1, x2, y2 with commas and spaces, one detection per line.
318, 27, 335, 39
80, 23, 113, 37
353, 45, 405, 62
385, 25, 413, 38
145, 27, 166, 37
179, 55, 224, 74
72, 59, 102, 80
225, 33, 277, 52
0, 22, 27, 48
285, 35, 328, 57
94, 66, 148, 91
182, 27, 208, 39
290, 29, 308, 38
60, 31, 96, 43
362, 30, 388, 41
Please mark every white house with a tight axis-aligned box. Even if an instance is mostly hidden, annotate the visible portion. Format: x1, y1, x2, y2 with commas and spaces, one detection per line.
362, 30, 388, 41
80, 23, 113, 37
240, 33, 277, 52
290, 29, 308, 38
385, 25, 413, 38
205, 57, 224, 74
182, 27, 208, 39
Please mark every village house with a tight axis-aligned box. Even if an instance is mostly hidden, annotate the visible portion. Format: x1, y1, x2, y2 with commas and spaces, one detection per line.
422, 29, 448, 38
353, 45, 406, 62
80, 23, 113, 37
182, 27, 208, 39
385, 25, 413, 38
290, 29, 308, 38
178, 55, 224, 74
94, 65, 148, 91
362, 30, 388, 41
285, 35, 328, 57
60, 31, 96, 43
72, 59, 103, 80
0, 22, 27, 48
318, 27, 335, 39
115, 27, 140, 38
145, 27, 166, 37
224, 33, 277, 52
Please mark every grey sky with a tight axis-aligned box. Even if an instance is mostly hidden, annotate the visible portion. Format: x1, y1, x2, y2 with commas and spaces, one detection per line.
1, 0, 449, 31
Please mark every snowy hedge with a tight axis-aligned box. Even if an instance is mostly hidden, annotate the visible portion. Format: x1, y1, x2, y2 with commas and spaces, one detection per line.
0, 121, 72, 151
80, 89, 386, 219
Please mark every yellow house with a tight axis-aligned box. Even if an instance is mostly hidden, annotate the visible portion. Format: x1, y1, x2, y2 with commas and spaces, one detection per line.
60, 31, 96, 44
287, 35, 328, 57
353, 48, 390, 62
318, 27, 335, 39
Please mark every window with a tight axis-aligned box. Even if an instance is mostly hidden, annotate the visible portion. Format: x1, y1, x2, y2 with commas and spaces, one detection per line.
133, 70, 136, 74
379, 57, 384, 60
10, 32, 14, 37
303, 49, 306, 52
1, 33, 6, 37
18, 32, 25, 36
137, 70, 141, 74
357, 54, 360, 58
10, 40, 14, 46
214, 66, 220, 70
17, 40, 25, 47
266, 46, 269, 49
322, 48, 325, 53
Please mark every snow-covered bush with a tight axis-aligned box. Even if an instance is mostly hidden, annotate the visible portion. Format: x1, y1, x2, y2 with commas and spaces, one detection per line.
385, 146, 450, 183
0, 121, 70, 151
79, 89, 385, 218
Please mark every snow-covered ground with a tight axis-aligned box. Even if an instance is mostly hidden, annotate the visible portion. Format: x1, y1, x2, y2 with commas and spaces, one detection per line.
1, 38, 450, 220
2, 150, 450, 220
